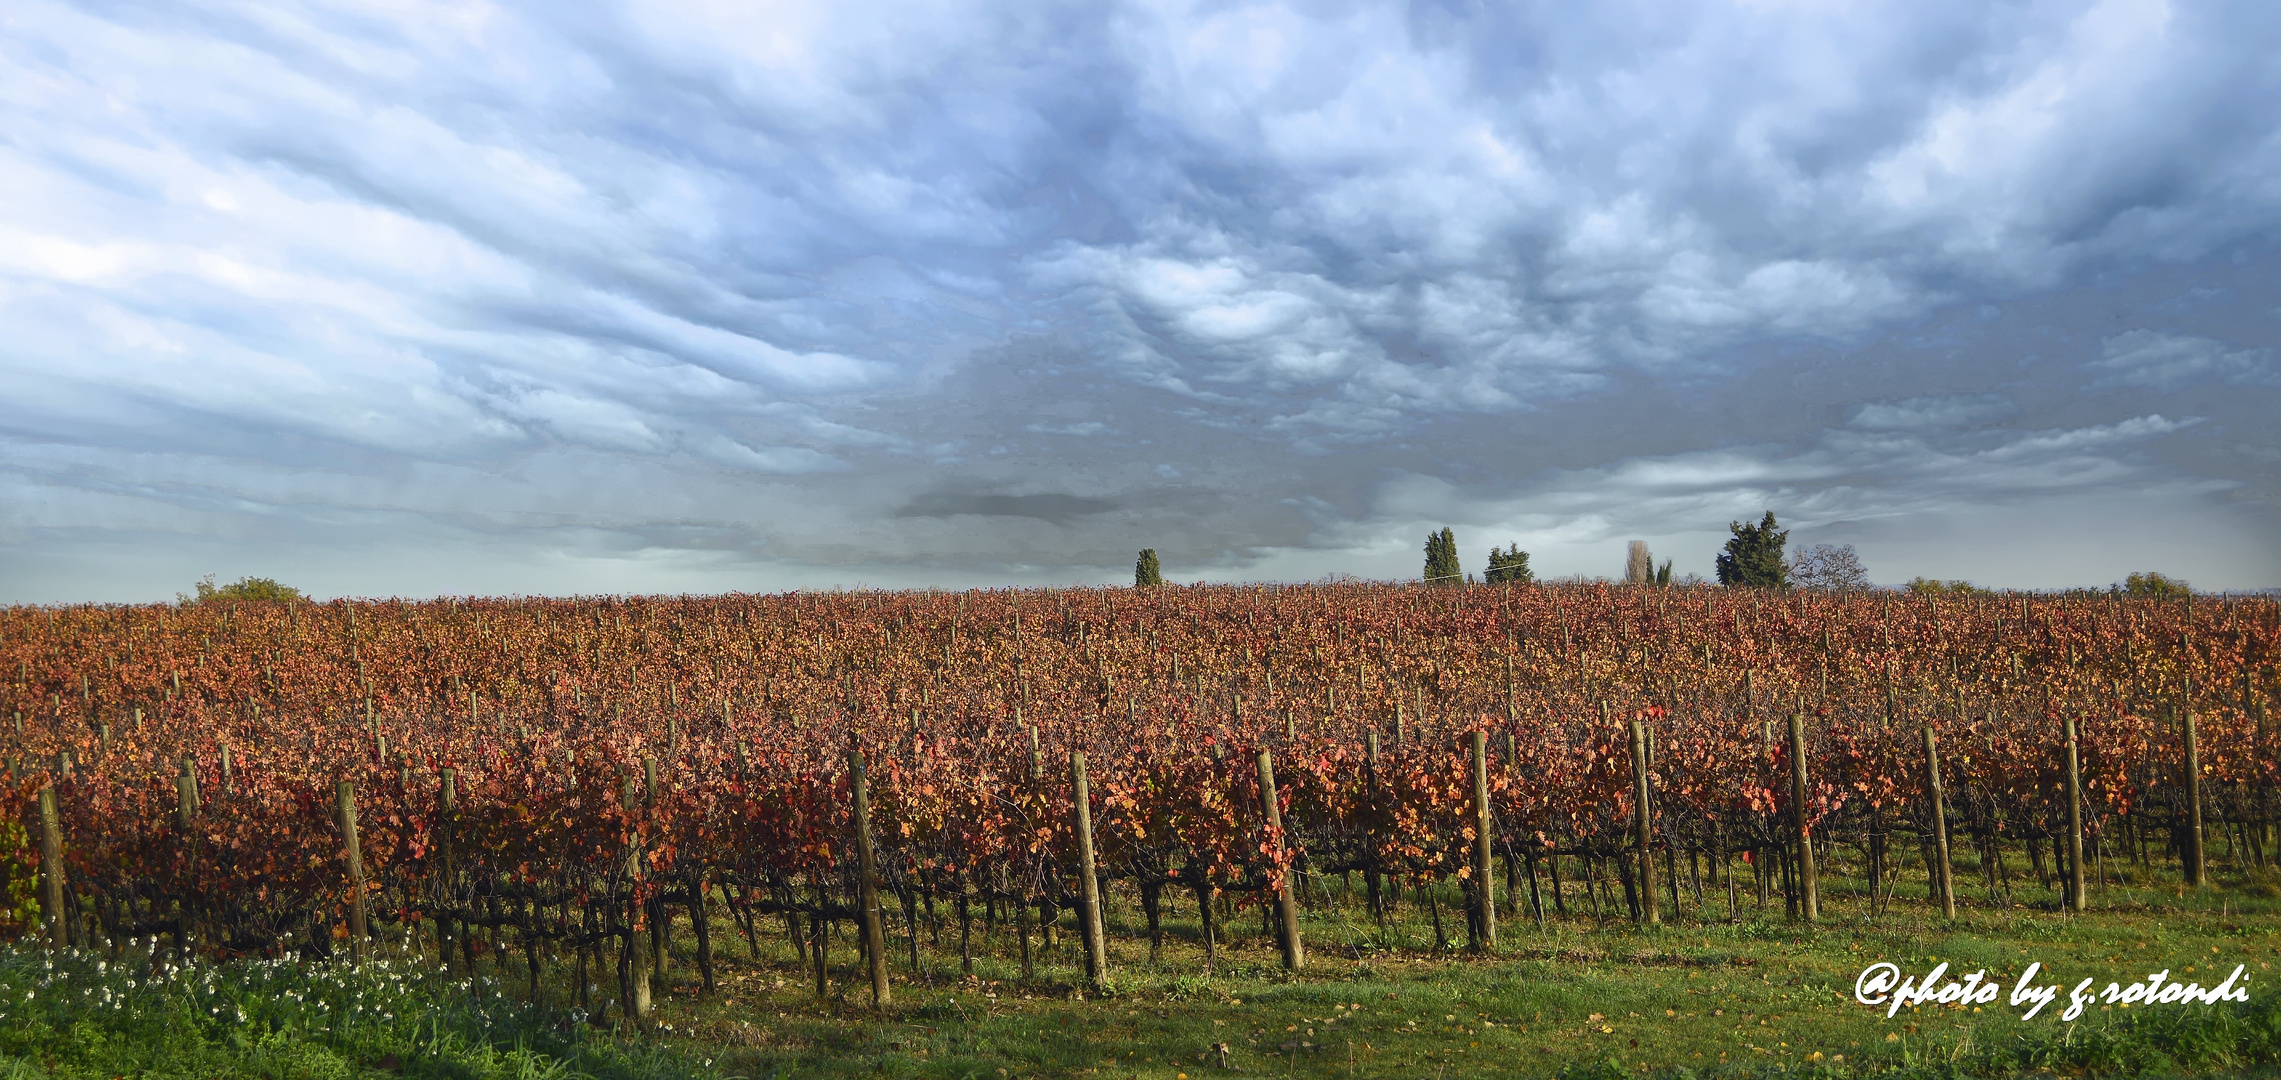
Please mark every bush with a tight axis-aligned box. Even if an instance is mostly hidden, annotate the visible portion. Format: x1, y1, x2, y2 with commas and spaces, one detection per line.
1905, 577, 1994, 596
2123, 571, 2192, 598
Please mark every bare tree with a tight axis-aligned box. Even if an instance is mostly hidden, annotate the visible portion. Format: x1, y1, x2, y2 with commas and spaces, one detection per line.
1624, 541, 1653, 585
1789, 543, 1872, 592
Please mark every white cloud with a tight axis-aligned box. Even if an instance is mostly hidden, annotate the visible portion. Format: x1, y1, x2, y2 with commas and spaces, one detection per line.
1846, 394, 2020, 431
3, 0, 2279, 598
2088, 329, 2277, 389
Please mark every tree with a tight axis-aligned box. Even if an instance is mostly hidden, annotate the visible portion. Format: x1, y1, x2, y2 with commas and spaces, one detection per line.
1624, 541, 1654, 586
1790, 544, 1871, 592
1654, 559, 1673, 587
1424, 528, 1462, 586
1485, 545, 1534, 585
181, 574, 304, 604
1134, 549, 1163, 589
2123, 571, 2191, 598
1714, 511, 1789, 588
1905, 577, 1993, 596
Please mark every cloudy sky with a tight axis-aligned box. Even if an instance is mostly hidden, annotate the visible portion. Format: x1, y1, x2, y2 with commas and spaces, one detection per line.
3, 0, 2279, 601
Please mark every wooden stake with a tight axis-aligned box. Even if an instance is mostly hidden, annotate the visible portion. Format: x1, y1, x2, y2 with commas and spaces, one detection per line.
38, 784, 65, 952
438, 768, 459, 971
1365, 731, 1383, 925
849, 749, 891, 1006
176, 759, 198, 958
1257, 749, 1304, 970
338, 779, 369, 966
2063, 714, 2086, 912
1786, 713, 1819, 922
645, 757, 668, 984
1631, 717, 1660, 925
1923, 727, 1955, 919
2184, 711, 2207, 888
1470, 729, 1496, 949
1072, 750, 1108, 991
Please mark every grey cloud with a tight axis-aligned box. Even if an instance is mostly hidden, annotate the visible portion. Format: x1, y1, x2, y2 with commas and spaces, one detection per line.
1846, 394, 2020, 431
2088, 330, 2277, 390
3, 0, 2280, 600
896, 491, 1119, 525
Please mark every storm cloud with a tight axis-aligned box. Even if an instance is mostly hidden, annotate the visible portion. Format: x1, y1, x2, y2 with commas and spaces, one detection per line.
2, 0, 2278, 599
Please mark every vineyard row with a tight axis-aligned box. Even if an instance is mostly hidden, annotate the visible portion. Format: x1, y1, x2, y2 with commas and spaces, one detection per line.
2, 584, 2275, 1017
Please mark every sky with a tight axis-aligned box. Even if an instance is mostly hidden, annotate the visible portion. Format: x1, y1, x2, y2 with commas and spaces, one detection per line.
3, 0, 2279, 602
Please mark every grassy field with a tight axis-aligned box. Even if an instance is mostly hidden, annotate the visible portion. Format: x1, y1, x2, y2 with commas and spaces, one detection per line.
618, 854, 2281, 1079
0, 946, 705, 1080
8, 856, 2281, 1079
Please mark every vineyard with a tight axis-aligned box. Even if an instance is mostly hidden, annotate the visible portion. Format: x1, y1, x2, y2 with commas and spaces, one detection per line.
2, 584, 2276, 1027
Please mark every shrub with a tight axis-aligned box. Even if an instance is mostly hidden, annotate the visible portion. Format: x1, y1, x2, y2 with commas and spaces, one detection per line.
1905, 577, 1994, 596
180, 574, 304, 604
2123, 571, 2191, 598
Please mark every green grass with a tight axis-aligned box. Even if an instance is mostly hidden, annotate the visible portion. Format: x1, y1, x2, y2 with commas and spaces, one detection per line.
617, 855, 2281, 1079
0, 940, 708, 1080
13, 855, 2281, 1078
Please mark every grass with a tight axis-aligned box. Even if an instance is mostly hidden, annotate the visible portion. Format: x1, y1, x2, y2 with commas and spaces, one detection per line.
9, 855, 2281, 1078
0, 941, 708, 1080
611, 854, 2281, 1078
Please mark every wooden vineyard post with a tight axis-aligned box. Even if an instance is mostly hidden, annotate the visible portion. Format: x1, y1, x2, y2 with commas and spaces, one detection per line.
1923, 727, 1955, 919
1365, 731, 1384, 925
2257, 694, 2272, 867
1257, 749, 1304, 970
1071, 750, 1108, 992
1630, 717, 1659, 925
1786, 713, 1819, 922
1469, 729, 1495, 951
848, 749, 891, 1007
621, 772, 651, 1023
2063, 714, 2087, 912
176, 759, 199, 959
338, 779, 369, 966
2184, 711, 2207, 889
811, 872, 831, 998
645, 757, 668, 985
38, 783, 65, 952
437, 768, 457, 971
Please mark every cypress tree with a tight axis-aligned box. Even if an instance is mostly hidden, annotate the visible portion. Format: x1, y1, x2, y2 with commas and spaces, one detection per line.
1134, 549, 1163, 588
1424, 528, 1462, 586
1715, 511, 1789, 588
